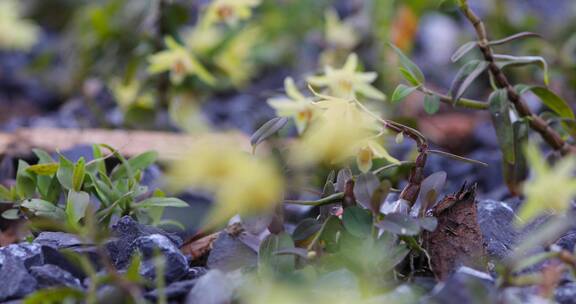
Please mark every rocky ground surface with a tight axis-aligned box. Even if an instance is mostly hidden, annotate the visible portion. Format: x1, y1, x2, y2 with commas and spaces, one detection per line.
0, 199, 574, 303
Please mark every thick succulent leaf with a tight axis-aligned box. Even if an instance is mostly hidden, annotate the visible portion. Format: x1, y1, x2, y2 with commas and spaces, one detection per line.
353, 172, 380, 210
342, 206, 373, 238
259, 232, 295, 275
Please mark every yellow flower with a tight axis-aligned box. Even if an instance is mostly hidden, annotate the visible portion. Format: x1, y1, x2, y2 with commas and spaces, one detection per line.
517, 144, 576, 225
147, 37, 215, 85
291, 98, 384, 167
267, 77, 317, 134
167, 133, 284, 226
0, 0, 39, 51
325, 9, 359, 50
109, 78, 154, 110
184, 25, 224, 55
214, 26, 260, 87
355, 139, 399, 173
307, 53, 386, 100
201, 0, 261, 27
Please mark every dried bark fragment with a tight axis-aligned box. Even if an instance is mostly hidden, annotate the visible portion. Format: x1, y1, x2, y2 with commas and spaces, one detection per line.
423, 183, 487, 280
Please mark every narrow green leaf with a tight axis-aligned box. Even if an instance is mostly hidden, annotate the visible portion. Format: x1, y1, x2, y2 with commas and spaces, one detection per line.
451, 41, 477, 62
391, 84, 417, 104
250, 117, 289, 150
137, 197, 189, 208
488, 32, 542, 46
26, 163, 59, 176
111, 151, 158, 181
450, 60, 489, 104
489, 89, 515, 165
1, 209, 19, 220
494, 54, 549, 86
16, 160, 36, 199
342, 206, 373, 238
56, 155, 74, 190
72, 158, 86, 191
389, 43, 425, 85
523, 86, 576, 138
22, 198, 65, 220
66, 190, 90, 224
292, 218, 322, 243
399, 68, 421, 86
423, 94, 440, 114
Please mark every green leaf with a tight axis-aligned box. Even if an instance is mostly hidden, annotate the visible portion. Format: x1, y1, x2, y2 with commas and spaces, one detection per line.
111, 151, 158, 181
72, 158, 86, 191
56, 155, 74, 190
451, 41, 477, 62
89, 144, 107, 176
1, 209, 19, 220
259, 232, 296, 275
23, 287, 84, 304
391, 84, 417, 104
342, 206, 373, 238
376, 213, 420, 236
66, 190, 90, 224
250, 117, 288, 150
450, 60, 489, 104
292, 218, 322, 243
370, 180, 391, 214
26, 163, 59, 176
489, 89, 516, 165
389, 43, 425, 85
488, 32, 542, 46
353, 172, 380, 210
137, 197, 189, 208
0, 185, 14, 201
125, 252, 143, 282
16, 160, 36, 199
423, 94, 440, 114
528, 86, 576, 138
419, 217, 438, 232
44, 175, 62, 203
33, 149, 54, 164
22, 198, 65, 220
399, 68, 421, 87
494, 54, 549, 86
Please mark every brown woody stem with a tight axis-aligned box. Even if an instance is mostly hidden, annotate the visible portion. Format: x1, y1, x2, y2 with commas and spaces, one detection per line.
459, 1, 576, 155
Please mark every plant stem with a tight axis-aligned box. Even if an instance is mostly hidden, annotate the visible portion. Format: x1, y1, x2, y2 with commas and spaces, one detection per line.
284, 192, 344, 206
419, 87, 488, 110
458, 1, 576, 155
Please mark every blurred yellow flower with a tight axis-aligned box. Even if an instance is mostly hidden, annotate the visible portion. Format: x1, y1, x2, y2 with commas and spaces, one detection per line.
291, 98, 387, 168
0, 0, 39, 50
215, 26, 260, 87
325, 9, 359, 50
109, 78, 154, 110
167, 134, 284, 226
267, 77, 317, 134
201, 0, 261, 27
184, 25, 224, 55
147, 37, 215, 85
517, 144, 576, 224
355, 139, 399, 173
307, 53, 386, 100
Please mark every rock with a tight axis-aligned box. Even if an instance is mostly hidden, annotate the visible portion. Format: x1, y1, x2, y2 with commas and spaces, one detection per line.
29, 264, 82, 289
40, 245, 97, 280
0, 253, 37, 301
555, 230, 576, 252
476, 199, 518, 259
131, 234, 189, 283
106, 216, 183, 268
185, 270, 240, 304
556, 282, 576, 304
0, 243, 43, 269
145, 279, 198, 302
424, 266, 496, 304
206, 232, 257, 272
186, 267, 208, 280
34, 232, 84, 249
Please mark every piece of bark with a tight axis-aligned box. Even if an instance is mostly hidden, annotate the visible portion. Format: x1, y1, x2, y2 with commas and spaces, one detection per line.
423, 183, 487, 280
0, 128, 251, 160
